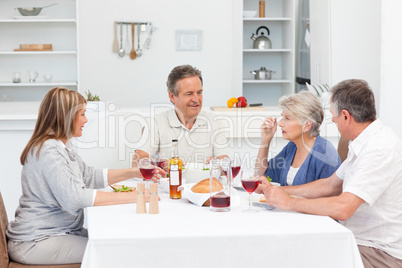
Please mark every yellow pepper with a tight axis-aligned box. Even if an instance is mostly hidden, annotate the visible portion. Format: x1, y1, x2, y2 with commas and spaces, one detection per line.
227, 97, 238, 108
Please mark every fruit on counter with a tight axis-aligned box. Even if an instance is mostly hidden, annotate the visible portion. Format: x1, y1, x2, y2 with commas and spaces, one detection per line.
236, 96, 248, 107
227, 97, 238, 108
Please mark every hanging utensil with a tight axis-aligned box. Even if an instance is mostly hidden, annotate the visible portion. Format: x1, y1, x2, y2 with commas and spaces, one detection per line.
118, 23, 125, 57
130, 23, 136, 60
125, 24, 130, 55
143, 25, 156, 49
136, 24, 143, 57
112, 21, 119, 52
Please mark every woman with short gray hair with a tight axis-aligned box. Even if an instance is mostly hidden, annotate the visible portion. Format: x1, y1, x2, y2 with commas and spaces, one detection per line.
256, 91, 341, 186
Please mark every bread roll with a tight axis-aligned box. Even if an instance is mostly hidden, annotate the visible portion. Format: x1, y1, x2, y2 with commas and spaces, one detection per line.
191, 178, 223, 206
191, 177, 223, 193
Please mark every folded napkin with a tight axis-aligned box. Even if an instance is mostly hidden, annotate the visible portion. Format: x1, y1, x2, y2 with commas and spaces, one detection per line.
182, 183, 217, 207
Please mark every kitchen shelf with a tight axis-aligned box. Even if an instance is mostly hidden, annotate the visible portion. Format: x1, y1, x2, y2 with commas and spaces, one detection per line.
242, 79, 292, 84
0, 51, 77, 55
243, 18, 292, 21
0, 81, 77, 87
241, 0, 296, 106
0, 19, 76, 23
243, 49, 291, 53
0, 0, 79, 102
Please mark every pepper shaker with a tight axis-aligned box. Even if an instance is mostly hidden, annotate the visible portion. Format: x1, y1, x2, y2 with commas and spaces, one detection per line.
149, 183, 159, 214
136, 182, 147, 214
259, 1, 265, 18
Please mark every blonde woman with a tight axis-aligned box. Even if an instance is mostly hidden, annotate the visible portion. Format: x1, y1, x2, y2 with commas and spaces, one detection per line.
6, 87, 164, 265
256, 91, 341, 186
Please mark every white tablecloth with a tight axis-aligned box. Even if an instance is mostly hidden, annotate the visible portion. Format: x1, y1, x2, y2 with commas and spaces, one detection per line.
82, 180, 363, 268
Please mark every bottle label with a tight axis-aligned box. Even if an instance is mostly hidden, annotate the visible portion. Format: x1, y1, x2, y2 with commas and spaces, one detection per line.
170, 165, 180, 186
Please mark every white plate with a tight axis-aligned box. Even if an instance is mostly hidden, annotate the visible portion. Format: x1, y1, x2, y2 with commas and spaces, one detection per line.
234, 180, 280, 189
251, 194, 275, 210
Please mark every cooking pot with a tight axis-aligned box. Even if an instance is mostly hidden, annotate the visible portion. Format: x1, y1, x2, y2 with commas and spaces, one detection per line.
251, 26, 272, 49
250, 67, 275, 80
15, 3, 57, 16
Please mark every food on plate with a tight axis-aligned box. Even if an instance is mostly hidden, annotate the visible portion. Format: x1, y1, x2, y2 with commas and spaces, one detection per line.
191, 177, 223, 193
259, 196, 266, 203
110, 184, 136, 192
236, 96, 248, 107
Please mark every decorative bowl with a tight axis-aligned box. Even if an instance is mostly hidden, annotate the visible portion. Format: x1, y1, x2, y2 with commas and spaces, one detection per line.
243, 10, 257, 18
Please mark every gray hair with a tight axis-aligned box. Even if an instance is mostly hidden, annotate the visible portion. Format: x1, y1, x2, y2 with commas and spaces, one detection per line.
279, 91, 324, 137
166, 65, 203, 96
330, 79, 376, 123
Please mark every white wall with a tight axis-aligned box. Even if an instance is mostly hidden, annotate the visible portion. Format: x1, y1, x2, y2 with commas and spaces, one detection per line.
379, 1, 402, 140
78, 0, 239, 108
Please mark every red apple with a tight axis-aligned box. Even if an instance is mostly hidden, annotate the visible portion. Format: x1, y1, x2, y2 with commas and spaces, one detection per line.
236, 96, 248, 107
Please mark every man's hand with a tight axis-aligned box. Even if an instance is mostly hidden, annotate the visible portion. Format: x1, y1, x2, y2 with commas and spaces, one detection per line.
259, 177, 293, 210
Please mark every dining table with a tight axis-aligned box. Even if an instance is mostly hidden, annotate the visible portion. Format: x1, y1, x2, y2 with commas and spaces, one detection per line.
81, 179, 364, 268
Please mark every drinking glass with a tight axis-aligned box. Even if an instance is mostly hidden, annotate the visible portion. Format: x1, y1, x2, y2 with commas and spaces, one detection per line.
139, 158, 156, 188
241, 169, 260, 213
12, 72, 21, 83
209, 158, 231, 212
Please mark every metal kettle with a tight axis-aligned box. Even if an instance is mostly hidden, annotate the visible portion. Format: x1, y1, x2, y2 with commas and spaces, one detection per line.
251, 26, 272, 49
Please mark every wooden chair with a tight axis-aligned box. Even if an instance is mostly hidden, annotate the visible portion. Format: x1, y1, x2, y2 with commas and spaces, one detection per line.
0, 192, 81, 268
337, 136, 350, 163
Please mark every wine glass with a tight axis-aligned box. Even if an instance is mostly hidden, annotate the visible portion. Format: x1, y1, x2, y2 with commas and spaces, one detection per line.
139, 158, 156, 188
230, 155, 242, 180
240, 169, 260, 213
152, 154, 167, 169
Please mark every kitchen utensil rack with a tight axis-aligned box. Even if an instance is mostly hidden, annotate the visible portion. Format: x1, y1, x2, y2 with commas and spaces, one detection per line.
114, 21, 153, 58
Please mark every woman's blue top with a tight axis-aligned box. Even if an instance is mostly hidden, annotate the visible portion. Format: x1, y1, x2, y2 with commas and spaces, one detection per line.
265, 135, 341, 186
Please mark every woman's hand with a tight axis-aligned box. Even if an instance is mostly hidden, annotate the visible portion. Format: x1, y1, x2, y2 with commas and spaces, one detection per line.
152, 167, 167, 182
260, 116, 277, 141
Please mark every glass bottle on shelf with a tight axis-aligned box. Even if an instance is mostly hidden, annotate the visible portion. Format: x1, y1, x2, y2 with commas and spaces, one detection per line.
169, 139, 182, 199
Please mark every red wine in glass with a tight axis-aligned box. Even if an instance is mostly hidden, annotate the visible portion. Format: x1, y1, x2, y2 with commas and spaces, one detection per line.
231, 166, 241, 178
210, 193, 230, 208
140, 168, 156, 181
241, 179, 259, 193
155, 160, 165, 169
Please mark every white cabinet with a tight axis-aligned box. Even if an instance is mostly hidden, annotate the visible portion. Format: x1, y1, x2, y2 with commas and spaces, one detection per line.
0, 0, 79, 102
309, 0, 381, 92
241, 0, 296, 106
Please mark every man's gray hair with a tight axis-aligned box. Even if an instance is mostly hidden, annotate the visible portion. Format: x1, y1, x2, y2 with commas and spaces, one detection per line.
166, 65, 203, 96
279, 91, 324, 137
330, 79, 376, 123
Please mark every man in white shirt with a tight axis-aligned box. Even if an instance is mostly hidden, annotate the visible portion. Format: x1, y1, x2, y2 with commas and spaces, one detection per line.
257, 79, 402, 268
132, 65, 228, 167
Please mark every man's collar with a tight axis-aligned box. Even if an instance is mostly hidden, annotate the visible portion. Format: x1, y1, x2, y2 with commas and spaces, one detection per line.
167, 109, 206, 129
349, 119, 382, 155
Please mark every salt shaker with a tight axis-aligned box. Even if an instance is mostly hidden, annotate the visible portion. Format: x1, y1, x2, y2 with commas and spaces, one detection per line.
136, 182, 147, 214
149, 183, 159, 214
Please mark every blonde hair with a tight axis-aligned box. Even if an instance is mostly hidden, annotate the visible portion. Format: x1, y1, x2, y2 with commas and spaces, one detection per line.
279, 91, 324, 137
20, 87, 86, 164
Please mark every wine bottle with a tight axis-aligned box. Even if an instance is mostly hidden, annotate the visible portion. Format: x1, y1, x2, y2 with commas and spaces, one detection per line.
169, 139, 182, 199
